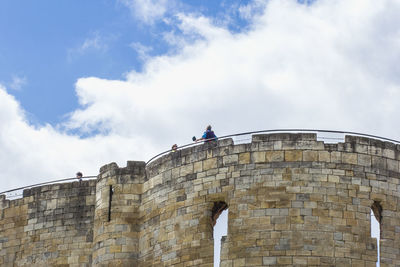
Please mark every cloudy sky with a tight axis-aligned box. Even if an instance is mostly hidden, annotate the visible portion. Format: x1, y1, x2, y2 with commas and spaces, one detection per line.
0, 0, 399, 193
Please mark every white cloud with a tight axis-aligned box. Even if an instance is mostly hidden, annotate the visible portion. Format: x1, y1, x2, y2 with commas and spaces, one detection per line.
69, 0, 400, 138
0, 84, 159, 192
1, 0, 400, 193
9, 75, 27, 91
79, 33, 107, 53
238, 0, 268, 20
67, 32, 109, 61
130, 42, 153, 61
119, 0, 170, 24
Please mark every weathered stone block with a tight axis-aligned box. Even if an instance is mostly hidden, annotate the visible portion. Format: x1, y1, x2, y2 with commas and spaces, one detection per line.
358, 154, 371, 167
303, 151, 318, 161
252, 152, 266, 163
262, 256, 277, 265
203, 158, 217, 170
238, 152, 250, 164
331, 151, 341, 163
223, 155, 238, 166
285, 150, 302, 162
342, 153, 357, 165
265, 151, 284, 162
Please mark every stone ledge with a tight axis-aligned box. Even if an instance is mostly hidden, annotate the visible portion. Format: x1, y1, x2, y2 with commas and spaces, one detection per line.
252, 133, 317, 142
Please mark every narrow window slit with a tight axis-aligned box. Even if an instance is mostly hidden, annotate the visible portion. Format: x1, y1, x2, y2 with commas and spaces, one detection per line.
108, 185, 113, 222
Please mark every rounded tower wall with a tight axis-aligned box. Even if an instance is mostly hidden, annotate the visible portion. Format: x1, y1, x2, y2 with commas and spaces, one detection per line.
139, 133, 400, 266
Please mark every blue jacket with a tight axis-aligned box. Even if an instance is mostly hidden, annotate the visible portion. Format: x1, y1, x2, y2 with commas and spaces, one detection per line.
202, 130, 217, 142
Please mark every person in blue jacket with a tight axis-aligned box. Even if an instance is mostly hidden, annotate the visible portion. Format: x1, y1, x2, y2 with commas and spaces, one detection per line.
196, 125, 217, 142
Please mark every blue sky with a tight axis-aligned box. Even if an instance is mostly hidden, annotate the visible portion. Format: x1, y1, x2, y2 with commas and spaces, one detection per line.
0, 0, 253, 125
2, 1, 136, 123
0, 0, 399, 195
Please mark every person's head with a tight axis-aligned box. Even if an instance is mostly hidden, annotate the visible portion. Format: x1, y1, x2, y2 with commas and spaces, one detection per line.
206, 125, 212, 131
76, 172, 83, 178
172, 144, 178, 150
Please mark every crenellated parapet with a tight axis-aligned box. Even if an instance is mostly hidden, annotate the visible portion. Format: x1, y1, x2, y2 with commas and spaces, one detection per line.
0, 133, 399, 266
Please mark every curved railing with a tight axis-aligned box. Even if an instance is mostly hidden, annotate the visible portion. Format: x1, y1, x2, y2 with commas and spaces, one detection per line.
1, 129, 399, 199
146, 128, 400, 164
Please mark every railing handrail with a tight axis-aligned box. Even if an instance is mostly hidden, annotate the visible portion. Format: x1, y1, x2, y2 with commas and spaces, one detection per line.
1, 129, 399, 197
145, 128, 400, 164
0, 176, 97, 196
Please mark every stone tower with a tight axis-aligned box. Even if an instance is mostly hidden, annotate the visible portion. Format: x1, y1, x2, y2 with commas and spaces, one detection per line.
92, 161, 146, 266
0, 133, 399, 266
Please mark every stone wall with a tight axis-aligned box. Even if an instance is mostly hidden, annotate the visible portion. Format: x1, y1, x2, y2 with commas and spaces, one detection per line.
0, 133, 399, 266
142, 133, 400, 267
0, 180, 96, 266
92, 161, 145, 266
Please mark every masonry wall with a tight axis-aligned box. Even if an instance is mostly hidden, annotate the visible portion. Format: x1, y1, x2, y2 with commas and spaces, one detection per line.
92, 161, 145, 266
0, 180, 96, 267
0, 133, 400, 267
142, 133, 400, 267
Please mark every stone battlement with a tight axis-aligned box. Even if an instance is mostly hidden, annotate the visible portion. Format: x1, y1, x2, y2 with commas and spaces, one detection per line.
1, 133, 399, 266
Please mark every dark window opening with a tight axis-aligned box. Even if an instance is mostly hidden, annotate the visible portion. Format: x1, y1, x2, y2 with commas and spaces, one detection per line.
108, 185, 113, 222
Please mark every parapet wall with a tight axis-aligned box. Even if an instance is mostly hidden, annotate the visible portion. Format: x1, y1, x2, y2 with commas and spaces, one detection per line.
1, 133, 400, 266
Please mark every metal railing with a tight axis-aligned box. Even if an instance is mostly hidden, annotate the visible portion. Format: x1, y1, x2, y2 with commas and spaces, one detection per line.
0, 176, 97, 198
1, 129, 399, 199
145, 128, 400, 164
